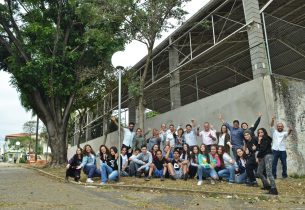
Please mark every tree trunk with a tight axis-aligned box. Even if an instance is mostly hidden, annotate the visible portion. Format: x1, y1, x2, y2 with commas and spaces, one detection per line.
137, 46, 153, 131
46, 121, 67, 166
27, 91, 75, 167
138, 93, 145, 130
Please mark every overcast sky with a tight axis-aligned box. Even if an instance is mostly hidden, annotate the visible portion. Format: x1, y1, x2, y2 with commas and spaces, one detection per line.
0, 0, 210, 141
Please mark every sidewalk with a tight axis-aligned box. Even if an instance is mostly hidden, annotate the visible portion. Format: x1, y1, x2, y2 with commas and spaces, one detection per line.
24, 165, 305, 204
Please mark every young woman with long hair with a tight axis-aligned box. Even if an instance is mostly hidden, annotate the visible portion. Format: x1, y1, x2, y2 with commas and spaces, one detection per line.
77, 144, 101, 183
189, 145, 200, 179
216, 125, 231, 153
100, 146, 119, 185
66, 147, 83, 182
217, 146, 236, 183
257, 128, 278, 195
180, 143, 190, 180
235, 148, 247, 184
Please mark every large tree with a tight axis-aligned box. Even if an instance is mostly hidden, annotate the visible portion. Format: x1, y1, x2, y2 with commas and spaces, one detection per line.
0, 0, 124, 165
105, 0, 190, 129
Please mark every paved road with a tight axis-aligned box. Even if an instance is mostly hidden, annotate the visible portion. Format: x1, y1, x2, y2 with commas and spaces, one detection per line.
0, 163, 304, 210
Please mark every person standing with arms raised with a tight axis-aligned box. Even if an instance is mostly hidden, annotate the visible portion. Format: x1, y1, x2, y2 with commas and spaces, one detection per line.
198, 122, 217, 152
219, 115, 244, 158
270, 115, 293, 179
111, 116, 135, 155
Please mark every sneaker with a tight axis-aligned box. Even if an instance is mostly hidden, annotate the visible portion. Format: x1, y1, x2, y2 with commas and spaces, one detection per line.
184, 174, 188, 181
160, 176, 165, 181
228, 181, 234, 185
86, 178, 94, 183
170, 175, 176, 180
100, 182, 106, 185
269, 188, 279, 195
210, 180, 215, 185
137, 172, 142, 178
145, 176, 151, 181
197, 181, 203, 186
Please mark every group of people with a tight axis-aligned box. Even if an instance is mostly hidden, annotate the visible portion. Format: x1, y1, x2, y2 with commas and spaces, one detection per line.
66, 114, 292, 195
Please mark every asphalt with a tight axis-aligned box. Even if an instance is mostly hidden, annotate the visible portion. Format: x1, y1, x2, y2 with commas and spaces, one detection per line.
0, 163, 304, 210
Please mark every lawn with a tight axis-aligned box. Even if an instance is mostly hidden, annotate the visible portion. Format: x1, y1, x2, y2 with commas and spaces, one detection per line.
38, 166, 305, 199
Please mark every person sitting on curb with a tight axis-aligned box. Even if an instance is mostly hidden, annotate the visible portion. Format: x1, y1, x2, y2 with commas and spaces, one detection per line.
171, 150, 186, 180
145, 150, 176, 181
66, 147, 83, 182
100, 146, 119, 185
129, 145, 152, 178
77, 144, 101, 183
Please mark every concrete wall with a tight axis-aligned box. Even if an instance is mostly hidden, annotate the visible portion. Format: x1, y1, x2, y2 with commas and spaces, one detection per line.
145, 76, 274, 138
272, 75, 305, 175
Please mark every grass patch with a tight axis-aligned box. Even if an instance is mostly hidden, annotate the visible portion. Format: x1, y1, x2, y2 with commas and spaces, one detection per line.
35, 166, 305, 197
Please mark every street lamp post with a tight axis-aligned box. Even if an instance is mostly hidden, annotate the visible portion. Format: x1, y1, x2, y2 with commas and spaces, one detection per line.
112, 51, 126, 181
15, 141, 20, 163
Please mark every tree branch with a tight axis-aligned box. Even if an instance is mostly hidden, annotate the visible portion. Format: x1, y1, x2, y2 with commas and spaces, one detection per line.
52, 1, 62, 56
0, 35, 13, 55
0, 20, 29, 62
7, 0, 22, 40
63, 93, 75, 124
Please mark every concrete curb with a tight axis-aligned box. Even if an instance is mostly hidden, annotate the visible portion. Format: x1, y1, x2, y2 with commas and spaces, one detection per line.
23, 165, 304, 202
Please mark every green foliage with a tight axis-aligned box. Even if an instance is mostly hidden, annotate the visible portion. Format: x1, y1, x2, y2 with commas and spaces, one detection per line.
0, 0, 126, 163
0, 0, 125, 116
23, 120, 36, 134
146, 110, 159, 119
105, 0, 190, 47
124, 70, 141, 98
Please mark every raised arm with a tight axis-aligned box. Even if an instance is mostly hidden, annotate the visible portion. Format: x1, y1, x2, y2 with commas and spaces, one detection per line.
270, 115, 275, 127
111, 116, 125, 130
252, 112, 262, 131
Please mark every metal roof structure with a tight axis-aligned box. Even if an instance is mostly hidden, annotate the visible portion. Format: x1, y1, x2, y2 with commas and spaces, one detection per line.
115, 0, 305, 114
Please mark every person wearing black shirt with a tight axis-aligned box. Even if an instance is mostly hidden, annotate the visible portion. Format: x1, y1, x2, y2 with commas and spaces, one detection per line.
244, 130, 258, 186
171, 150, 186, 179
100, 146, 119, 185
145, 150, 176, 181
66, 148, 83, 182
257, 128, 278, 195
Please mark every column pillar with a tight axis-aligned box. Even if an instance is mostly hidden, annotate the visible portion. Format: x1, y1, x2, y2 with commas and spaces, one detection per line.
242, 0, 270, 78
128, 91, 136, 124
169, 43, 181, 110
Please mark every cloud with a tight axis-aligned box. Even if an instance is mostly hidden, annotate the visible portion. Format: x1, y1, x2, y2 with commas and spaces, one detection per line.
0, 71, 33, 139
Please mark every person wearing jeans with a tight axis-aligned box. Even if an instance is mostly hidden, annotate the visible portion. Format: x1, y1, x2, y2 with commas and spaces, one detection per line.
197, 145, 218, 186
257, 128, 278, 195
217, 146, 236, 183
235, 148, 247, 184
100, 146, 119, 184
77, 144, 101, 183
270, 116, 293, 179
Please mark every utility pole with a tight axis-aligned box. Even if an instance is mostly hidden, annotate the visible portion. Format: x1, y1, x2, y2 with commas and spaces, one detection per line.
35, 116, 39, 161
